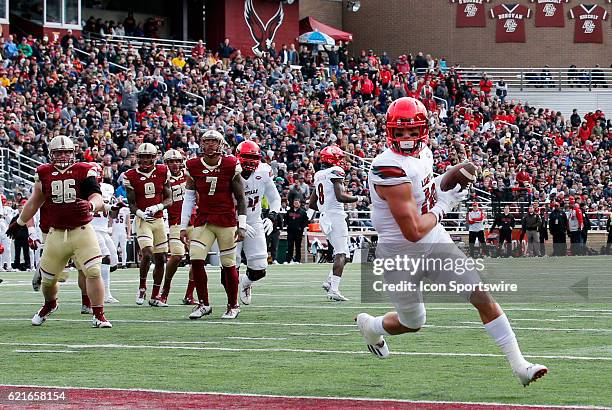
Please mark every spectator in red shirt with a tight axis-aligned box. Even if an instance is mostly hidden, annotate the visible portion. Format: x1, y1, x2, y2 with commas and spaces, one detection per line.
479, 73, 493, 96
577, 122, 591, 142
359, 73, 374, 101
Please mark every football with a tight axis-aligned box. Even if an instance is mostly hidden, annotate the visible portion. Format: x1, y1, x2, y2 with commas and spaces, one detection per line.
440, 162, 477, 191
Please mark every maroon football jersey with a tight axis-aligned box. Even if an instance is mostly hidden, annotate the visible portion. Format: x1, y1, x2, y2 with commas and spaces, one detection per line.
39, 202, 50, 234
490, 4, 532, 43
186, 155, 241, 228
569, 4, 608, 43
36, 162, 98, 230
451, 0, 491, 27
167, 171, 186, 226
123, 164, 169, 218
531, 0, 569, 27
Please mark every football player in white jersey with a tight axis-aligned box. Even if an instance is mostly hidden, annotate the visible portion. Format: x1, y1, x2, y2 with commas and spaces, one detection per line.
307, 146, 366, 302
111, 199, 131, 269
356, 97, 547, 387
90, 164, 121, 304
235, 141, 281, 305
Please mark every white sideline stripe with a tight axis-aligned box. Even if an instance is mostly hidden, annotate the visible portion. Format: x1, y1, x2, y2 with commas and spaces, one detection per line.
288, 332, 352, 337
2, 302, 612, 316
226, 337, 288, 341
508, 318, 569, 322
15, 350, 78, 354
1, 342, 611, 363
1, 384, 608, 410
0, 318, 610, 333
159, 341, 219, 345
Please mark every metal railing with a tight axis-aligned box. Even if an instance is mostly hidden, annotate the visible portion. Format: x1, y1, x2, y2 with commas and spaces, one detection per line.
445, 67, 612, 92
0, 148, 43, 189
85, 33, 201, 57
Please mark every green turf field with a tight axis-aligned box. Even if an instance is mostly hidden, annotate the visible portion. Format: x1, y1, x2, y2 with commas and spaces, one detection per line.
0, 257, 611, 408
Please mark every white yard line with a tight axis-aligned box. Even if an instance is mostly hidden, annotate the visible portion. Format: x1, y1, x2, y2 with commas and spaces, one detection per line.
0, 342, 611, 362
0, 318, 610, 333
1, 384, 608, 409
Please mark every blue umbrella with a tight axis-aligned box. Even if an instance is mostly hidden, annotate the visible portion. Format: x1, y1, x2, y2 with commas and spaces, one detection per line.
298, 31, 335, 46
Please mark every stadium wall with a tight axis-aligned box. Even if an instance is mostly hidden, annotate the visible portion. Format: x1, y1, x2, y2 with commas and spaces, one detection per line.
206, 0, 299, 57
299, 0, 343, 29
338, 0, 611, 67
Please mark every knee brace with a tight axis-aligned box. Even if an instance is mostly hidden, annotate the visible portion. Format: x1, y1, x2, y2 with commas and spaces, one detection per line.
246, 267, 266, 282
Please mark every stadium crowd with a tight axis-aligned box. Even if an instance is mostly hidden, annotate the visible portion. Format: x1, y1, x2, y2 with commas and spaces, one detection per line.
0, 34, 610, 235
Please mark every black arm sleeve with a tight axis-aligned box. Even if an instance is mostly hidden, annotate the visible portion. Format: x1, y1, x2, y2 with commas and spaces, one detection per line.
80, 176, 102, 199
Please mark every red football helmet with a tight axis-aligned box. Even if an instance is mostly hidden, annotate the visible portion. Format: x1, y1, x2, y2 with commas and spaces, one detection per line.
236, 140, 261, 172
386, 97, 429, 157
320, 146, 348, 170
1, 194, 6, 206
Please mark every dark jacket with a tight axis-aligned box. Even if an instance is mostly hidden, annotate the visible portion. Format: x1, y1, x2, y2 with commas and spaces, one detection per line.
491, 212, 515, 231
521, 213, 542, 231
548, 209, 568, 236
10, 215, 28, 241
284, 207, 308, 234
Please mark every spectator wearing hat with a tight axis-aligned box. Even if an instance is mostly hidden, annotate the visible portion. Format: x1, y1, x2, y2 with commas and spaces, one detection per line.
467, 202, 486, 258
548, 201, 568, 256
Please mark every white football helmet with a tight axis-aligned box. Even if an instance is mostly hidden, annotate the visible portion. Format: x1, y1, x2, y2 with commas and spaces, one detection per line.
101, 183, 115, 204
136, 143, 158, 171
200, 130, 226, 158
49, 135, 75, 169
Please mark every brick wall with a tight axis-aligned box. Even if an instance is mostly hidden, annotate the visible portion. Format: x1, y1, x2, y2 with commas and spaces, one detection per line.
299, 0, 343, 29
339, 0, 611, 67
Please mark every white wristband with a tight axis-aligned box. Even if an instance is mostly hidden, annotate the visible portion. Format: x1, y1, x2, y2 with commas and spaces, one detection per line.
28, 226, 36, 235
17, 216, 27, 226
238, 214, 247, 229
430, 206, 444, 224
306, 209, 315, 220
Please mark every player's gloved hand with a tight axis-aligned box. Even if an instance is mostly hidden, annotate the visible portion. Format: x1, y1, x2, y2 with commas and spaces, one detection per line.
145, 204, 164, 215
6, 219, 22, 239
355, 195, 367, 204
244, 223, 256, 239
306, 208, 315, 221
262, 218, 274, 235
136, 209, 156, 223
430, 184, 468, 222
74, 199, 95, 215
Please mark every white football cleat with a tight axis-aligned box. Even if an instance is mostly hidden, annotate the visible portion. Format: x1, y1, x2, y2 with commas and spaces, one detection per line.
32, 270, 42, 292
104, 295, 120, 304
327, 290, 349, 302
515, 363, 548, 387
32, 303, 58, 326
355, 313, 390, 359
239, 275, 252, 305
135, 288, 146, 305
322, 281, 331, 292
92, 315, 112, 328
189, 304, 212, 319
81, 305, 93, 314
148, 297, 168, 307
221, 305, 240, 319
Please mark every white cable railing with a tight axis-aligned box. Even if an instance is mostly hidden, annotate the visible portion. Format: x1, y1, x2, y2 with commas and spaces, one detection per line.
443, 67, 612, 92
0, 147, 44, 188
86, 33, 201, 57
